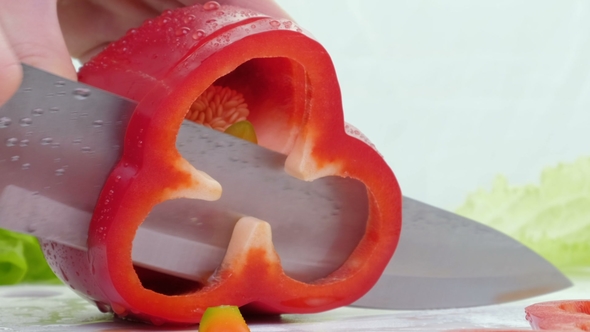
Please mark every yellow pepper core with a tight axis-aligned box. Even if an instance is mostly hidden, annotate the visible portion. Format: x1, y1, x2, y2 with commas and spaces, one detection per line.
198, 305, 250, 332
187, 85, 250, 131
224, 120, 258, 144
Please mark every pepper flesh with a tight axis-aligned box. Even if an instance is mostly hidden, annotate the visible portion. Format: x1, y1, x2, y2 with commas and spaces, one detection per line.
40, 4, 402, 325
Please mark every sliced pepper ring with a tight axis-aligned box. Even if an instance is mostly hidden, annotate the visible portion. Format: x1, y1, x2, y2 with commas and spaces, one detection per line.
41, 4, 401, 325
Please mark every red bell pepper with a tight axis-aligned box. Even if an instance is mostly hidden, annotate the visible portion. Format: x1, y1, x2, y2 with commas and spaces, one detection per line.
40, 3, 401, 325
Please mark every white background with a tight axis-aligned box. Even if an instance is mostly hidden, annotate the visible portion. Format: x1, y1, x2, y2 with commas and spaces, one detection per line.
276, 0, 590, 210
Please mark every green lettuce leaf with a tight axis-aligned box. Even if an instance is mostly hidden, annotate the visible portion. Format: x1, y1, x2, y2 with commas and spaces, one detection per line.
456, 156, 590, 271
0, 229, 60, 284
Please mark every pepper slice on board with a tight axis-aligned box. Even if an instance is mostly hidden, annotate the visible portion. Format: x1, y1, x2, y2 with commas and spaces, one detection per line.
526, 300, 590, 331
41, 3, 401, 325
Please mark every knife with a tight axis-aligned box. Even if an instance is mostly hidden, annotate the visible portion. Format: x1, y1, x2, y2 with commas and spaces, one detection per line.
0, 64, 571, 309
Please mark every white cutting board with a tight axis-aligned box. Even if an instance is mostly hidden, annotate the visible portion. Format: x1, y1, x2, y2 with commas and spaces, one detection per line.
0, 273, 587, 331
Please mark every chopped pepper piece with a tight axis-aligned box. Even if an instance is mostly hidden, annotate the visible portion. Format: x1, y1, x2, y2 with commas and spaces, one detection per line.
224, 120, 258, 143
40, 3, 402, 325
199, 306, 250, 332
526, 300, 590, 331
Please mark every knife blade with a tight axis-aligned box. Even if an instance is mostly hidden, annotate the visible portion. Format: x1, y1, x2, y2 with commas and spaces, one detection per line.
0, 64, 369, 284
354, 197, 572, 309
0, 64, 571, 309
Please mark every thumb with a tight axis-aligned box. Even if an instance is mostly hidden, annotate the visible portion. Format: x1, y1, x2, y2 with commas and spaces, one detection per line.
0, 0, 76, 106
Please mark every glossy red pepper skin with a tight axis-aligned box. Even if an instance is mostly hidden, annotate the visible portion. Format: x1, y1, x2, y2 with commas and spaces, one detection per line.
41, 5, 401, 325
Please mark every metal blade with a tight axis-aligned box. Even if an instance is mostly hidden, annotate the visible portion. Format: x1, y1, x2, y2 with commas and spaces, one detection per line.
0, 64, 368, 283
351, 197, 572, 309
0, 65, 570, 309
140, 120, 368, 282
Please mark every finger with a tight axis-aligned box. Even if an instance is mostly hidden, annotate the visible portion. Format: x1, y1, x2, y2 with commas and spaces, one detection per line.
141, 0, 184, 13
0, 0, 76, 81
58, 0, 160, 62
0, 26, 22, 106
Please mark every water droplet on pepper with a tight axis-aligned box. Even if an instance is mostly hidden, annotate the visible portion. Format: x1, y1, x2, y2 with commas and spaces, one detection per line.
203, 1, 221, 11
184, 14, 196, 24
175, 27, 191, 36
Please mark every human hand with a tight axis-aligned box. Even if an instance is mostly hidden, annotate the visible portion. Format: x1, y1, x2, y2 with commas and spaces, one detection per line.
0, 0, 76, 107
0, 0, 289, 106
